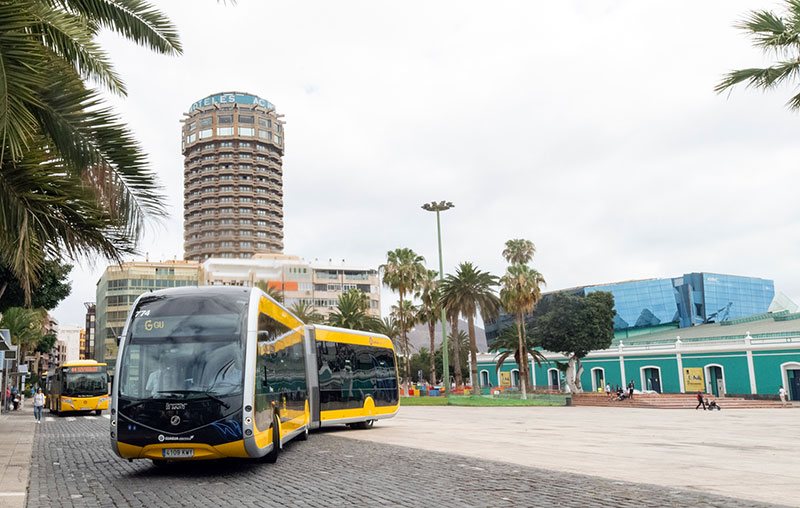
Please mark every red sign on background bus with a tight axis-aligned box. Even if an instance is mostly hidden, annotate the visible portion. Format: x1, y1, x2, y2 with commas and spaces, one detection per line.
66, 366, 101, 373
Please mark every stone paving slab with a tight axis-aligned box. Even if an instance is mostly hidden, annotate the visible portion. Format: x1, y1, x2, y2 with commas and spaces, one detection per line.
25, 413, 789, 508
0, 404, 36, 508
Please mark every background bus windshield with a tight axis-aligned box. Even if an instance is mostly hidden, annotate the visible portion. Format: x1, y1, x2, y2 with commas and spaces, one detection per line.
119, 292, 247, 400
64, 373, 107, 397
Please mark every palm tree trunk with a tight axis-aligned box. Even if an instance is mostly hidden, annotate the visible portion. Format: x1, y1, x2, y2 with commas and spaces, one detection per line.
520, 316, 531, 394
515, 314, 527, 400
450, 316, 462, 388
399, 292, 410, 396
468, 315, 478, 395
428, 320, 437, 385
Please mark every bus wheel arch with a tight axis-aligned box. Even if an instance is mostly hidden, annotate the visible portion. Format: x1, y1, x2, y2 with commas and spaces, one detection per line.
263, 415, 281, 463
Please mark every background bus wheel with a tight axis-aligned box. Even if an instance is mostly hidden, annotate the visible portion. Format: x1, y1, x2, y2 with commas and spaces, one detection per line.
297, 425, 309, 441
352, 420, 374, 430
95, 410, 102, 416
151, 459, 168, 468
263, 417, 280, 464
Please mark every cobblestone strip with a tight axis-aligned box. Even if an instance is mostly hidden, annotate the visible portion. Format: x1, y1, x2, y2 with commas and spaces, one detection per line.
26, 416, 787, 508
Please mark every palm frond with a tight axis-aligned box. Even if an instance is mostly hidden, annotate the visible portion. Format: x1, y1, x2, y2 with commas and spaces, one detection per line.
48, 0, 182, 55
29, 2, 125, 94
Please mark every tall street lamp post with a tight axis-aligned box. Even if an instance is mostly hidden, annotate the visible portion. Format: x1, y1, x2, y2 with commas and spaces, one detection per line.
421, 200, 454, 396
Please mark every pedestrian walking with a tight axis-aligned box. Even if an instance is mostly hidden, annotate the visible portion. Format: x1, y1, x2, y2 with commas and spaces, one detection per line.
11, 387, 19, 411
605, 383, 612, 400
628, 381, 634, 400
33, 388, 45, 424
4, 386, 9, 411
695, 390, 707, 410
779, 385, 787, 408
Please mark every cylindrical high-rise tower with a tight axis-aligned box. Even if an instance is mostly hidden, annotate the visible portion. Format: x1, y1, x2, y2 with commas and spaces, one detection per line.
182, 92, 284, 261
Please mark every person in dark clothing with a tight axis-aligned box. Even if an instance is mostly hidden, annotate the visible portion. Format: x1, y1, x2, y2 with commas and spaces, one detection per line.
628, 381, 634, 400
695, 390, 706, 410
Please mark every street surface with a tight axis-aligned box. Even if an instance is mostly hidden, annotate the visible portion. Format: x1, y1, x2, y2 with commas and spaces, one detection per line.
339, 406, 800, 506
23, 409, 790, 507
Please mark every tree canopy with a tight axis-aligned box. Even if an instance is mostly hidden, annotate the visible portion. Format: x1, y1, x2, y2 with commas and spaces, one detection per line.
537, 292, 615, 358
0, 259, 72, 312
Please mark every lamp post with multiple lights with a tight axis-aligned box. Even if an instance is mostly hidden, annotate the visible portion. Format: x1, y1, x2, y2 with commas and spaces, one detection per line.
421, 200, 454, 396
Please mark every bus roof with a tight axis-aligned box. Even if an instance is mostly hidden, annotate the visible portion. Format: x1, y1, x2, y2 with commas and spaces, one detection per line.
61, 360, 107, 367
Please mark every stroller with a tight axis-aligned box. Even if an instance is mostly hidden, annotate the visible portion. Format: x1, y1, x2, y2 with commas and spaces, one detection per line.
706, 398, 721, 411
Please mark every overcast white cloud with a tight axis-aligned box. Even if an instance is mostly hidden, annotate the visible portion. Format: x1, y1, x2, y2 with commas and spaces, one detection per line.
51, 0, 800, 326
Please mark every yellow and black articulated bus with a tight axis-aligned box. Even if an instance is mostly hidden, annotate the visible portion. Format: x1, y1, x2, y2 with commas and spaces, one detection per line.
46, 360, 109, 415
110, 286, 399, 465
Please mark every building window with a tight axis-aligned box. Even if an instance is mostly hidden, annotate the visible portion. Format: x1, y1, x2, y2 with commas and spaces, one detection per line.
217, 127, 234, 136
220, 197, 233, 203
240, 230, 252, 236
239, 127, 254, 137
239, 207, 252, 214
238, 115, 254, 124
187, 121, 196, 131
199, 117, 213, 128
240, 241, 251, 248
257, 242, 268, 249
186, 133, 196, 143
274, 135, 281, 145
258, 118, 271, 128
240, 197, 252, 203
218, 114, 233, 124
220, 175, 233, 180
198, 129, 213, 139
221, 141, 233, 148
240, 218, 252, 225
258, 129, 271, 140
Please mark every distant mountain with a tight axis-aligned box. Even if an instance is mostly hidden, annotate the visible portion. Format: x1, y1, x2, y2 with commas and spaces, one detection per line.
403, 319, 487, 353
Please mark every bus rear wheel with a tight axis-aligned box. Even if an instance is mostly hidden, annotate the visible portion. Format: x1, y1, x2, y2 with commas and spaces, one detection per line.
350, 419, 374, 430
263, 417, 280, 464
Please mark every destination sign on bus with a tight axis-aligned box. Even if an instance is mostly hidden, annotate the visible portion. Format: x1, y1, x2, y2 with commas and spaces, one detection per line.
64, 366, 101, 373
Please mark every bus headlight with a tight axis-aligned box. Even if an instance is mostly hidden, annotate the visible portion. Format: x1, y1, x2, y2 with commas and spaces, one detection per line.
62, 398, 73, 406
99, 397, 109, 403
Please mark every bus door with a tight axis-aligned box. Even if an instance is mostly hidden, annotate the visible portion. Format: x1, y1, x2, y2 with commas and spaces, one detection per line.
303, 326, 321, 428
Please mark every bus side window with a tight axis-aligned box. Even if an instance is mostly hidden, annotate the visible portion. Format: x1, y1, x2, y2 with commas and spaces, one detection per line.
262, 366, 268, 388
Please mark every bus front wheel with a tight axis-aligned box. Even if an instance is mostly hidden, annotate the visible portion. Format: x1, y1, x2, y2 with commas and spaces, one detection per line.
263, 417, 280, 464
95, 410, 102, 416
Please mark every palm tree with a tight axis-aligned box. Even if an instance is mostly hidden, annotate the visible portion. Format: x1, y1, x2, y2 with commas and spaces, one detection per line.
502, 239, 536, 266
391, 299, 419, 379
440, 262, 501, 392
373, 316, 400, 344
328, 289, 376, 331
444, 330, 470, 384
0, 1, 182, 302
380, 248, 425, 392
255, 281, 284, 303
415, 269, 441, 385
489, 324, 546, 387
716, 1, 800, 111
288, 301, 323, 324
500, 264, 546, 399
0, 307, 46, 370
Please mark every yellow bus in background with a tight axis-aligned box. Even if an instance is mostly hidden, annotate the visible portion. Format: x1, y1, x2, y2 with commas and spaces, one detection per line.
46, 360, 109, 415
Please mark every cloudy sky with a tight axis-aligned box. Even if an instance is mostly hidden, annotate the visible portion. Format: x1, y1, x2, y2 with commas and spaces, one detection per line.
51, 0, 800, 326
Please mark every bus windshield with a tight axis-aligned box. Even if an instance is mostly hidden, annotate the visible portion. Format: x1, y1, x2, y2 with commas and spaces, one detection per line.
119, 292, 248, 401
64, 372, 107, 397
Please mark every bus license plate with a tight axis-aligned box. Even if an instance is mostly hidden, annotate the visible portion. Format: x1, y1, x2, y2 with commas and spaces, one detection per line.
163, 449, 194, 458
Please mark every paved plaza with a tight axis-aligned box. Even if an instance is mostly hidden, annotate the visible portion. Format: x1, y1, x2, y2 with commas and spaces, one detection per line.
339, 406, 800, 506
0, 406, 784, 507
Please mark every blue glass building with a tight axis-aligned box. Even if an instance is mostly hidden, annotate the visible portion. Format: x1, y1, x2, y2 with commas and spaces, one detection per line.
485, 272, 775, 347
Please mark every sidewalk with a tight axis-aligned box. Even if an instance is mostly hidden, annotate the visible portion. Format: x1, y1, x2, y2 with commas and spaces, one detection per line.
0, 402, 36, 508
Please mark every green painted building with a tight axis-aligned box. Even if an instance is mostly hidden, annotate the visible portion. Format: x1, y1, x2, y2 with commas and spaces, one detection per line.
477, 311, 800, 400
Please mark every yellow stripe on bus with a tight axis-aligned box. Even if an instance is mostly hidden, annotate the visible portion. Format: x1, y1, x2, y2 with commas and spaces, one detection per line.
315, 328, 394, 350
117, 441, 248, 460
258, 297, 303, 330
